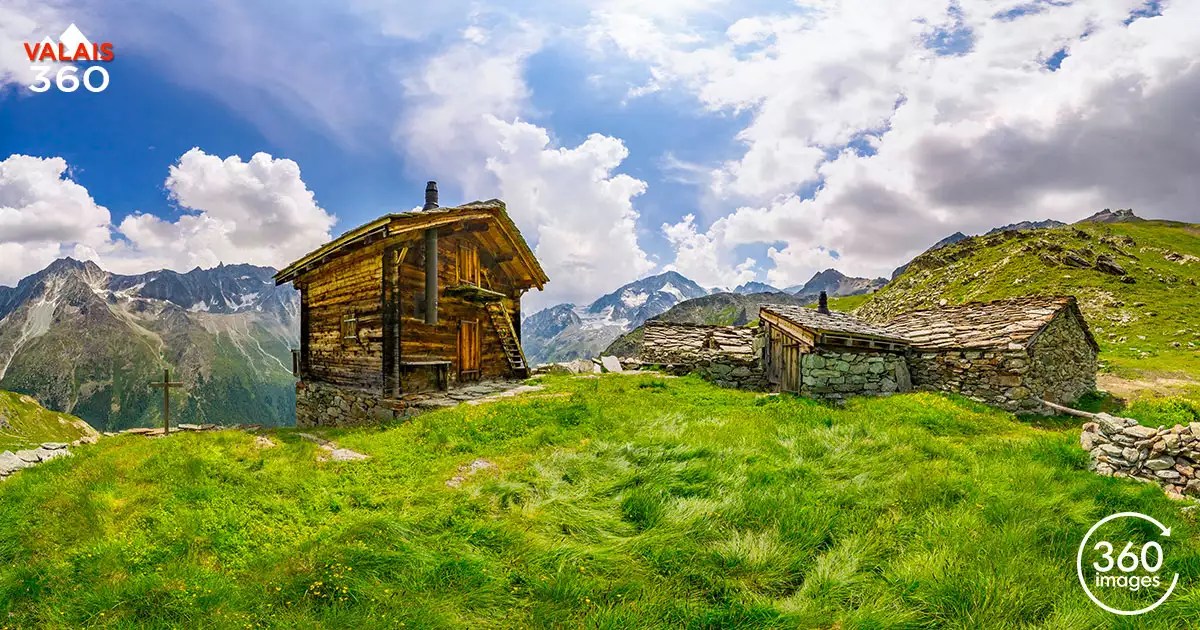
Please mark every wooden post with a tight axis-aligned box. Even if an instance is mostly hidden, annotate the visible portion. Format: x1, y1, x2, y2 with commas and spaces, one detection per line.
150, 369, 184, 434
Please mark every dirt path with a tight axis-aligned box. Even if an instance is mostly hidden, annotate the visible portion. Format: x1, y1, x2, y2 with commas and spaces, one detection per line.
1099, 373, 1200, 399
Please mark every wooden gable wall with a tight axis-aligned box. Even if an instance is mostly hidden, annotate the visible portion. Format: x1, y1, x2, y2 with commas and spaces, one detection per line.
297, 226, 524, 396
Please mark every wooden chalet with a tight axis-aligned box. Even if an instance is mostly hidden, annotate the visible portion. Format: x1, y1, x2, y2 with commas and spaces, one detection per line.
274, 182, 548, 427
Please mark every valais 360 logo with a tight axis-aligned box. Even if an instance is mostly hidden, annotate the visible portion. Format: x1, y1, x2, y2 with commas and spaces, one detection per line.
23, 24, 114, 93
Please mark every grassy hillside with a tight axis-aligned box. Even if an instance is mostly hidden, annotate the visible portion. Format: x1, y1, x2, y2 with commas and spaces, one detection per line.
856, 220, 1200, 388
2, 374, 1200, 628
0, 390, 96, 451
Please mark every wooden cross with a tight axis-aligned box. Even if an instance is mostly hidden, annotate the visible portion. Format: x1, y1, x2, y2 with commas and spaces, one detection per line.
149, 369, 184, 434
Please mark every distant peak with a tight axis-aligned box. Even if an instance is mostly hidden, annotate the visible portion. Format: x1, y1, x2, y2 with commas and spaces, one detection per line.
1076, 208, 1143, 224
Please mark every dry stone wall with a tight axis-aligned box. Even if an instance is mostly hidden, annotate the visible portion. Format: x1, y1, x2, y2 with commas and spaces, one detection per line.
1082, 415, 1200, 499
640, 322, 767, 390
799, 349, 912, 399
906, 348, 1036, 413
1024, 310, 1098, 407
296, 381, 404, 428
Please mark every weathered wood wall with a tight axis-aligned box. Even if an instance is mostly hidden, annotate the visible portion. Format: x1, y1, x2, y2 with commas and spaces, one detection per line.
296, 226, 525, 396
397, 233, 520, 391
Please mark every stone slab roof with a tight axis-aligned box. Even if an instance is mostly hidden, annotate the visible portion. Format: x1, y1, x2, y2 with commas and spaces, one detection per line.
641, 322, 756, 362
759, 304, 912, 344
882, 295, 1099, 351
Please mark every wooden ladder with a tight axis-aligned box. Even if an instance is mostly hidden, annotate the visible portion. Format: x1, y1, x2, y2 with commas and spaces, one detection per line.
486, 302, 529, 376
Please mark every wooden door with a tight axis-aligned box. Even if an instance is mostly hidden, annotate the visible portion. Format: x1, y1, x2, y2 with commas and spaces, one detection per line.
780, 342, 801, 393
458, 320, 481, 380
766, 324, 802, 393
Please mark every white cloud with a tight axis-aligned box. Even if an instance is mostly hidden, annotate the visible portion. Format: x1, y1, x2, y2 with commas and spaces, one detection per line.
396, 23, 544, 193
113, 149, 336, 273
661, 213, 756, 289
485, 118, 655, 309
592, 0, 1200, 286
0, 155, 113, 284
0, 150, 335, 286
397, 23, 657, 310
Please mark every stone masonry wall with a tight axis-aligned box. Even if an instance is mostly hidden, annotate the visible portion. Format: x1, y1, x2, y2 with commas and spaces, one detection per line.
1025, 310, 1098, 406
799, 349, 912, 400
906, 348, 1040, 413
1082, 415, 1200, 499
296, 380, 403, 428
641, 322, 766, 390
687, 352, 768, 391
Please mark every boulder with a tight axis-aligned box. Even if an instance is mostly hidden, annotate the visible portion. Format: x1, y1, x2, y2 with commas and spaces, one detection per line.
14, 450, 42, 464
40, 442, 68, 450
1095, 254, 1127, 276
0, 452, 28, 475
600, 356, 624, 373
37, 448, 70, 462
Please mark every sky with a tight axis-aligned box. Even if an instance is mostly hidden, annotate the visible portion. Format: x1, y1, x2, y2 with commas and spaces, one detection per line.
0, 0, 1196, 312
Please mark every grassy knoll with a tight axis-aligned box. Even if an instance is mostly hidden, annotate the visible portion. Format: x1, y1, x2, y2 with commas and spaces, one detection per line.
2, 374, 1200, 628
0, 390, 96, 452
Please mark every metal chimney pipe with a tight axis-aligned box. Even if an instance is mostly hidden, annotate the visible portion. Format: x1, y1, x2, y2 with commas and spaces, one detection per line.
818, 290, 830, 314
423, 181, 439, 324
424, 227, 438, 325
423, 181, 439, 211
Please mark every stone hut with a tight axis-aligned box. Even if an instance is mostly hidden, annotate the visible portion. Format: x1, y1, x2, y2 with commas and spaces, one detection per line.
639, 321, 766, 390
759, 294, 913, 399
882, 295, 1098, 414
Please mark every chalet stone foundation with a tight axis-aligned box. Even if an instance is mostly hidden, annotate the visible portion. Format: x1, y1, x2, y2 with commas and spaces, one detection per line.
1082, 416, 1200, 499
799, 350, 911, 400
295, 381, 404, 428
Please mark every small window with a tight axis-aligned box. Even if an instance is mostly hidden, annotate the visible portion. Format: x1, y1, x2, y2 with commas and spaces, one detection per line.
458, 242, 480, 286
342, 311, 358, 342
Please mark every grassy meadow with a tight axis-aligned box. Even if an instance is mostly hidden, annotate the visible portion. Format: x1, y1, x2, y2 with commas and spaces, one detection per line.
0, 390, 96, 452
1, 374, 1200, 628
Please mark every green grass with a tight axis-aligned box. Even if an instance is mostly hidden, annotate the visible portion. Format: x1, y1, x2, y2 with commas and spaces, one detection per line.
826, 293, 872, 312
3, 374, 1200, 628
0, 390, 95, 451
855, 221, 1200, 385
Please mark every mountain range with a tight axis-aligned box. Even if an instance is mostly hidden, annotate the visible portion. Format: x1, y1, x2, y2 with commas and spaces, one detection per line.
522, 268, 886, 364
521, 271, 710, 364
0, 258, 298, 431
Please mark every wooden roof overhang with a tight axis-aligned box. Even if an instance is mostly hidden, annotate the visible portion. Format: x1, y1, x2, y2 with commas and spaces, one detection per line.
759, 308, 912, 353
274, 201, 548, 291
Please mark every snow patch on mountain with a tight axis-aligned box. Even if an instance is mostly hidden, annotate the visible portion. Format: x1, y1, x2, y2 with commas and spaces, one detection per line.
658, 283, 685, 302
621, 289, 649, 308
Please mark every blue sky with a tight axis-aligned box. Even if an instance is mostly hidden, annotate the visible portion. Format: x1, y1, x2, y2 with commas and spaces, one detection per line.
1, 0, 1196, 310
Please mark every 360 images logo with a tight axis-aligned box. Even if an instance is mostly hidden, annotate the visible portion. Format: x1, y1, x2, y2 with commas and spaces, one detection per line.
22, 24, 114, 93
1077, 511, 1180, 615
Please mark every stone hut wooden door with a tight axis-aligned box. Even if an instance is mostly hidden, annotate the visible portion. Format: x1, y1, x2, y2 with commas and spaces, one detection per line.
458, 320, 481, 381
765, 323, 802, 393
